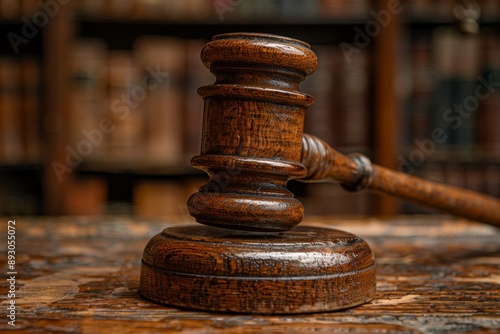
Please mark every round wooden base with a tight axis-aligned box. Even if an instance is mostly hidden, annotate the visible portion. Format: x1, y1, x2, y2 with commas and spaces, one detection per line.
140, 224, 376, 314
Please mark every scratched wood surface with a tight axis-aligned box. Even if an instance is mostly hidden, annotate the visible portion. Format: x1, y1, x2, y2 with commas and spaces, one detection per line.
0, 215, 498, 333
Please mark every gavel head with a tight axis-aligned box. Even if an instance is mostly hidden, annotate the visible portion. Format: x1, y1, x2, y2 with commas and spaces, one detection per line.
187, 33, 318, 232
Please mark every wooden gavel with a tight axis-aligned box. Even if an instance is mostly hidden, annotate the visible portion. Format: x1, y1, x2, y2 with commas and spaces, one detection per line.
140, 32, 499, 314
187, 32, 500, 232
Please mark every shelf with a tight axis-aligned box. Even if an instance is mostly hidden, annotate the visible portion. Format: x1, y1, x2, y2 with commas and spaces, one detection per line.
76, 18, 373, 47
399, 147, 500, 165
0, 26, 43, 55
405, 17, 500, 26
0, 18, 25, 24
77, 160, 202, 179
76, 14, 373, 26
1, 0, 496, 216
0, 162, 42, 171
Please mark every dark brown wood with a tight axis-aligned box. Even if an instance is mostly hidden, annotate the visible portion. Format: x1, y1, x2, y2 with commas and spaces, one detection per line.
188, 32, 317, 232
43, 0, 73, 214
2, 216, 499, 332
43, 2, 107, 215
301, 134, 500, 227
374, 0, 402, 215
140, 32, 500, 315
187, 32, 500, 232
139, 33, 378, 315
140, 224, 375, 313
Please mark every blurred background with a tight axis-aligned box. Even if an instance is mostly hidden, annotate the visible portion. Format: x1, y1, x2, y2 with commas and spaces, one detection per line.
0, 0, 499, 217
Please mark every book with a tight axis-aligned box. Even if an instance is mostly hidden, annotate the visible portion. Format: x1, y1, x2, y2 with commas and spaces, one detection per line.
485, 164, 500, 197
444, 162, 466, 189
302, 45, 338, 147
406, 36, 433, 146
0, 0, 20, 18
106, 51, 143, 161
133, 180, 185, 217
105, 0, 135, 18
304, 46, 370, 152
430, 27, 458, 151
319, 0, 370, 19
478, 30, 500, 155
20, 57, 41, 163
21, 0, 39, 16
133, 36, 186, 165
334, 48, 370, 151
0, 57, 24, 163
68, 39, 108, 163
183, 0, 212, 20
464, 163, 484, 193
278, 0, 318, 19
62, 177, 108, 215
184, 39, 214, 161
303, 183, 372, 215
76, 0, 106, 16
479, 0, 500, 20
430, 28, 480, 152
453, 34, 480, 149
134, 0, 169, 19
302, 46, 371, 215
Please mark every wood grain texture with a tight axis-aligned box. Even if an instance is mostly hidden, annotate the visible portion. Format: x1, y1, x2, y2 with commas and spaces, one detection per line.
188, 32, 499, 232
140, 225, 375, 313
301, 133, 500, 227
1, 216, 498, 333
373, 0, 401, 216
188, 32, 316, 232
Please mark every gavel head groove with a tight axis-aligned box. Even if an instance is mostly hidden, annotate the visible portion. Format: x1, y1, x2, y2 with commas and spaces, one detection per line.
187, 32, 318, 232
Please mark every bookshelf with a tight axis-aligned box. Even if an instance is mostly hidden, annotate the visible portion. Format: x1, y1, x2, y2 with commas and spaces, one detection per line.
397, 1, 500, 214
1, 0, 499, 217
0, 2, 44, 215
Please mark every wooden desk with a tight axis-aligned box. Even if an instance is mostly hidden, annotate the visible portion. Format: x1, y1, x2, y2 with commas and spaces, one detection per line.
1, 216, 499, 333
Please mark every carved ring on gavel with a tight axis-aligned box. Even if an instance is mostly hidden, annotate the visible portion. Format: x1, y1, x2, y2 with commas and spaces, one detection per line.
140, 33, 500, 314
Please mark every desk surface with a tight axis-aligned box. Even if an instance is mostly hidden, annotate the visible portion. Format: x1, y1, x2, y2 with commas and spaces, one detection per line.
1, 216, 499, 333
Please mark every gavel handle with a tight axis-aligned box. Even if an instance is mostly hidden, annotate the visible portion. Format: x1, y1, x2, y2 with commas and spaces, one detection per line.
301, 134, 500, 227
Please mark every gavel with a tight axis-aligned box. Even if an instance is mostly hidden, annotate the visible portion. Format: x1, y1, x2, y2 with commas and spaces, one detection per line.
140, 32, 500, 314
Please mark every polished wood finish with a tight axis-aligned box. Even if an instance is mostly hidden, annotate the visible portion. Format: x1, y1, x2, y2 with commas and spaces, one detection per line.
188, 32, 317, 232
140, 33, 377, 314
43, 1, 73, 214
301, 134, 500, 227
3, 216, 499, 332
374, 0, 402, 215
141, 32, 499, 314
188, 32, 500, 232
140, 224, 375, 313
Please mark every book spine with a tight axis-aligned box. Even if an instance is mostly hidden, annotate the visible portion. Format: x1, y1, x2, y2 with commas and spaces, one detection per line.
133, 180, 185, 217
303, 46, 337, 148
485, 165, 500, 198
334, 48, 370, 151
478, 30, 500, 154
452, 35, 480, 149
69, 39, 108, 161
20, 57, 41, 163
133, 36, 186, 165
20, 0, 39, 16
184, 39, 214, 161
0, 0, 20, 18
407, 36, 433, 145
106, 51, 143, 160
0, 57, 24, 163
430, 28, 458, 150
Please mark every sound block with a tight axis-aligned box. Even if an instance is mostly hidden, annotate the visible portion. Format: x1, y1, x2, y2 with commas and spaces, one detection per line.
140, 224, 376, 314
